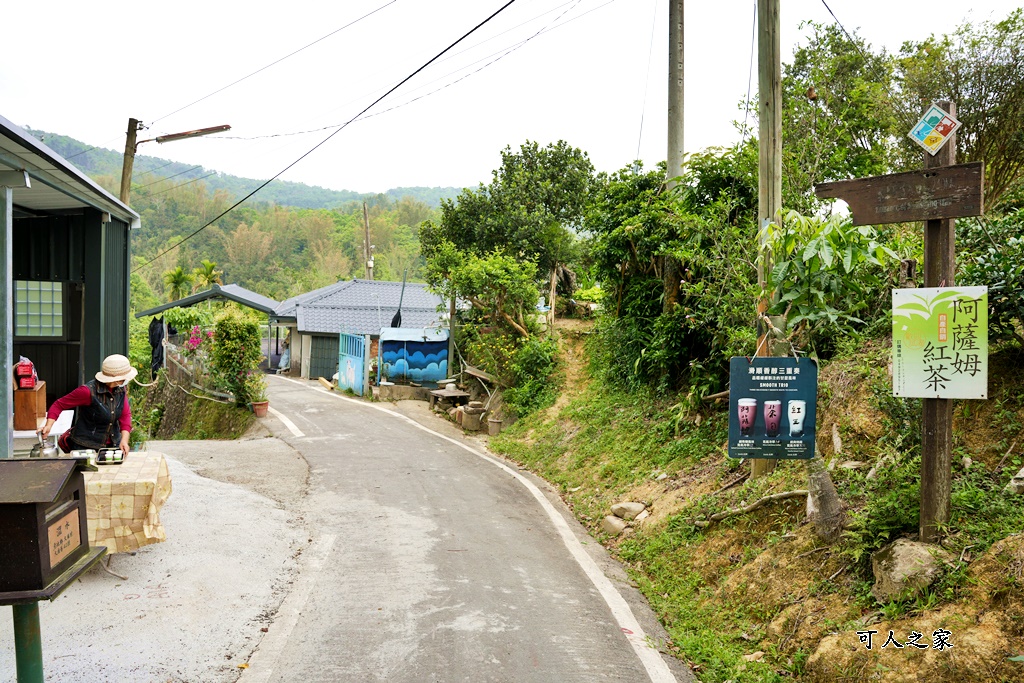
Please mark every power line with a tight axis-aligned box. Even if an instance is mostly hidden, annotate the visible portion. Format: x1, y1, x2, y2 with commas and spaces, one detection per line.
818, 0, 917, 131
134, 2, 606, 201
139, 164, 206, 189
741, 2, 757, 145
134, 0, 618, 211
65, 1, 397, 162
217, 0, 615, 141
152, 0, 398, 126
147, 172, 219, 198
635, 0, 658, 164
133, 0, 522, 274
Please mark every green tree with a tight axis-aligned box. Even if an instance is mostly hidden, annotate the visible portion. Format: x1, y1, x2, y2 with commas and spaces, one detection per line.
163, 266, 194, 301
421, 140, 595, 321
897, 9, 1024, 208
780, 22, 903, 210
192, 259, 223, 292
426, 240, 539, 339
585, 160, 759, 395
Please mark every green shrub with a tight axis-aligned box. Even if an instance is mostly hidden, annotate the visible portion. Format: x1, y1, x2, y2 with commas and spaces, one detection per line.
503, 336, 559, 416
959, 213, 1024, 347
761, 210, 898, 356
210, 309, 265, 406
164, 306, 215, 333
585, 160, 759, 401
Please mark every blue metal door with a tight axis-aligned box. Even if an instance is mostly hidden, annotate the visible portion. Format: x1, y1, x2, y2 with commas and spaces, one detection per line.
337, 332, 365, 395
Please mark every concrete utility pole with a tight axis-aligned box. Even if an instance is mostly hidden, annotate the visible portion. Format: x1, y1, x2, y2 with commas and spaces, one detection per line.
920, 101, 957, 543
663, 0, 685, 312
362, 202, 374, 281
752, 0, 782, 479
667, 0, 684, 189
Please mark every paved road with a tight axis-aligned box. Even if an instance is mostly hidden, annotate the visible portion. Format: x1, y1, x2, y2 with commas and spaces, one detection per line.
241, 376, 691, 683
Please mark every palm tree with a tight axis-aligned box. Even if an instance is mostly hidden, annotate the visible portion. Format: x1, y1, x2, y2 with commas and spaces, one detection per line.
163, 266, 195, 301
193, 259, 223, 292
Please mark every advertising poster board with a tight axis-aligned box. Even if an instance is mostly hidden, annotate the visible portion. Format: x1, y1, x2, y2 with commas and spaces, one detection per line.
892, 286, 988, 399
728, 357, 818, 460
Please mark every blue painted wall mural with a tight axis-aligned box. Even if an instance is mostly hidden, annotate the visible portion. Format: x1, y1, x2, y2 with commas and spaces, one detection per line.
379, 329, 449, 386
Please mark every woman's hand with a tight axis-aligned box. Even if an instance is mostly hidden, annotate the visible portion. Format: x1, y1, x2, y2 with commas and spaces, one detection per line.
39, 418, 56, 440
119, 431, 131, 455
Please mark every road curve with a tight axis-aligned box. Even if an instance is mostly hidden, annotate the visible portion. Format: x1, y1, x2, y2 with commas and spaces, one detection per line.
242, 375, 692, 683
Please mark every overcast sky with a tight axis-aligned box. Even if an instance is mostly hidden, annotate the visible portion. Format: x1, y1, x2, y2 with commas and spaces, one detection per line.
3, 1, 1020, 196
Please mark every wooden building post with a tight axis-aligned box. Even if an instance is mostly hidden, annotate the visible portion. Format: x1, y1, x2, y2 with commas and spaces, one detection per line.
920, 101, 957, 543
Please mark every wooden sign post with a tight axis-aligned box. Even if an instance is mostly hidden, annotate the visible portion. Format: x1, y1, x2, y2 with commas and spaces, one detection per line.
816, 101, 981, 543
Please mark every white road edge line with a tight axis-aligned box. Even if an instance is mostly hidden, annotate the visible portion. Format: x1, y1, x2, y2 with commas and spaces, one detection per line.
273, 375, 679, 683
239, 534, 338, 682
267, 405, 305, 437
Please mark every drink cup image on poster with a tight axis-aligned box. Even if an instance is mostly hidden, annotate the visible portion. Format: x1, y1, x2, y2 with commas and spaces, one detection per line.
764, 400, 782, 437
892, 286, 988, 399
728, 357, 818, 460
788, 400, 806, 437
737, 398, 757, 435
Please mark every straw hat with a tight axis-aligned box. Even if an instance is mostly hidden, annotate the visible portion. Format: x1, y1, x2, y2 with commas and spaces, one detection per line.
95, 354, 138, 384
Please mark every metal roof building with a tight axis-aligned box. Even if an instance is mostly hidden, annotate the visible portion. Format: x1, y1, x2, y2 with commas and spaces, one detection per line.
277, 278, 444, 335
274, 279, 445, 380
1, 115, 139, 440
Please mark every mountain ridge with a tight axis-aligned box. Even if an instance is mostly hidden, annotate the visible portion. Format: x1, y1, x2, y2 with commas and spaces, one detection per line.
26, 127, 462, 210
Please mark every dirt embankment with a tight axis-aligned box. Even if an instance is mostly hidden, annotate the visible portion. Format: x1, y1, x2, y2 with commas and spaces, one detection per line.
132, 374, 255, 441
496, 321, 1024, 682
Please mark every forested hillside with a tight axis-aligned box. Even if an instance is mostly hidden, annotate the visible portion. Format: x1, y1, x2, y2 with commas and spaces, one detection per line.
121, 176, 438, 304
25, 129, 458, 304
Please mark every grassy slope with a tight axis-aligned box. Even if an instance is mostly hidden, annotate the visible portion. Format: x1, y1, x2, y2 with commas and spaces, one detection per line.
490, 320, 1024, 682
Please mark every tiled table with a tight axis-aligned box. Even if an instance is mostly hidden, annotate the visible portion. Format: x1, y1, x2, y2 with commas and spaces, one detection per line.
83, 452, 172, 554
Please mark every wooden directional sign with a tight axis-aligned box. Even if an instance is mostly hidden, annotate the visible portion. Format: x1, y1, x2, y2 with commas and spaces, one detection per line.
814, 161, 984, 225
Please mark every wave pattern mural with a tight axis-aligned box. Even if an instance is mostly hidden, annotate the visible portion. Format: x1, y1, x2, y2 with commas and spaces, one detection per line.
381, 339, 448, 386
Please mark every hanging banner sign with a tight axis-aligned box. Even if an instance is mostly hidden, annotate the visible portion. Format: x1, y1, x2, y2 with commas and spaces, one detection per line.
909, 103, 961, 156
728, 357, 819, 460
892, 286, 988, 399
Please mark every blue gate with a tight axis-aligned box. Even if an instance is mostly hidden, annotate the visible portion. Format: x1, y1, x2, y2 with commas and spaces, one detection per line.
337, 332, 365, 396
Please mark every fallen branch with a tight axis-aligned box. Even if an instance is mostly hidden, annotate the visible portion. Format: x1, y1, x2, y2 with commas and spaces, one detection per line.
702, 389, 730, 402
996, 436, 1020, 472
827, 566, 846, 582
694, 490, 808, 527
713, 473, 749, 495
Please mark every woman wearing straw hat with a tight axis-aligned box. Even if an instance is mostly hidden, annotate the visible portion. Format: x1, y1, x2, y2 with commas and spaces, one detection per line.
39, 354, 138, 456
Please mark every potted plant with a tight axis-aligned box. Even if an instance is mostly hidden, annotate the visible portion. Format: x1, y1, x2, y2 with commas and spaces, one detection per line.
247, 373, 270, 417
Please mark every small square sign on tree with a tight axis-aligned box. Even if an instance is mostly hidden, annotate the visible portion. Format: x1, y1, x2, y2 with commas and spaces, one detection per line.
909, 103, 961, 156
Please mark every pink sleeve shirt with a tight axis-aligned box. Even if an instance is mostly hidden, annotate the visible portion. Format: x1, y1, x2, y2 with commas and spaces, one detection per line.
47, 385, 132, 433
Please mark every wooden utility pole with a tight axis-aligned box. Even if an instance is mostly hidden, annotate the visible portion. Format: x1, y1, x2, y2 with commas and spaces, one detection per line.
362, 202, 374, 281
667, 0, 684, 188
752, 0, 781, 479
119, 118, 141, 205
920, 101, 957, 543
